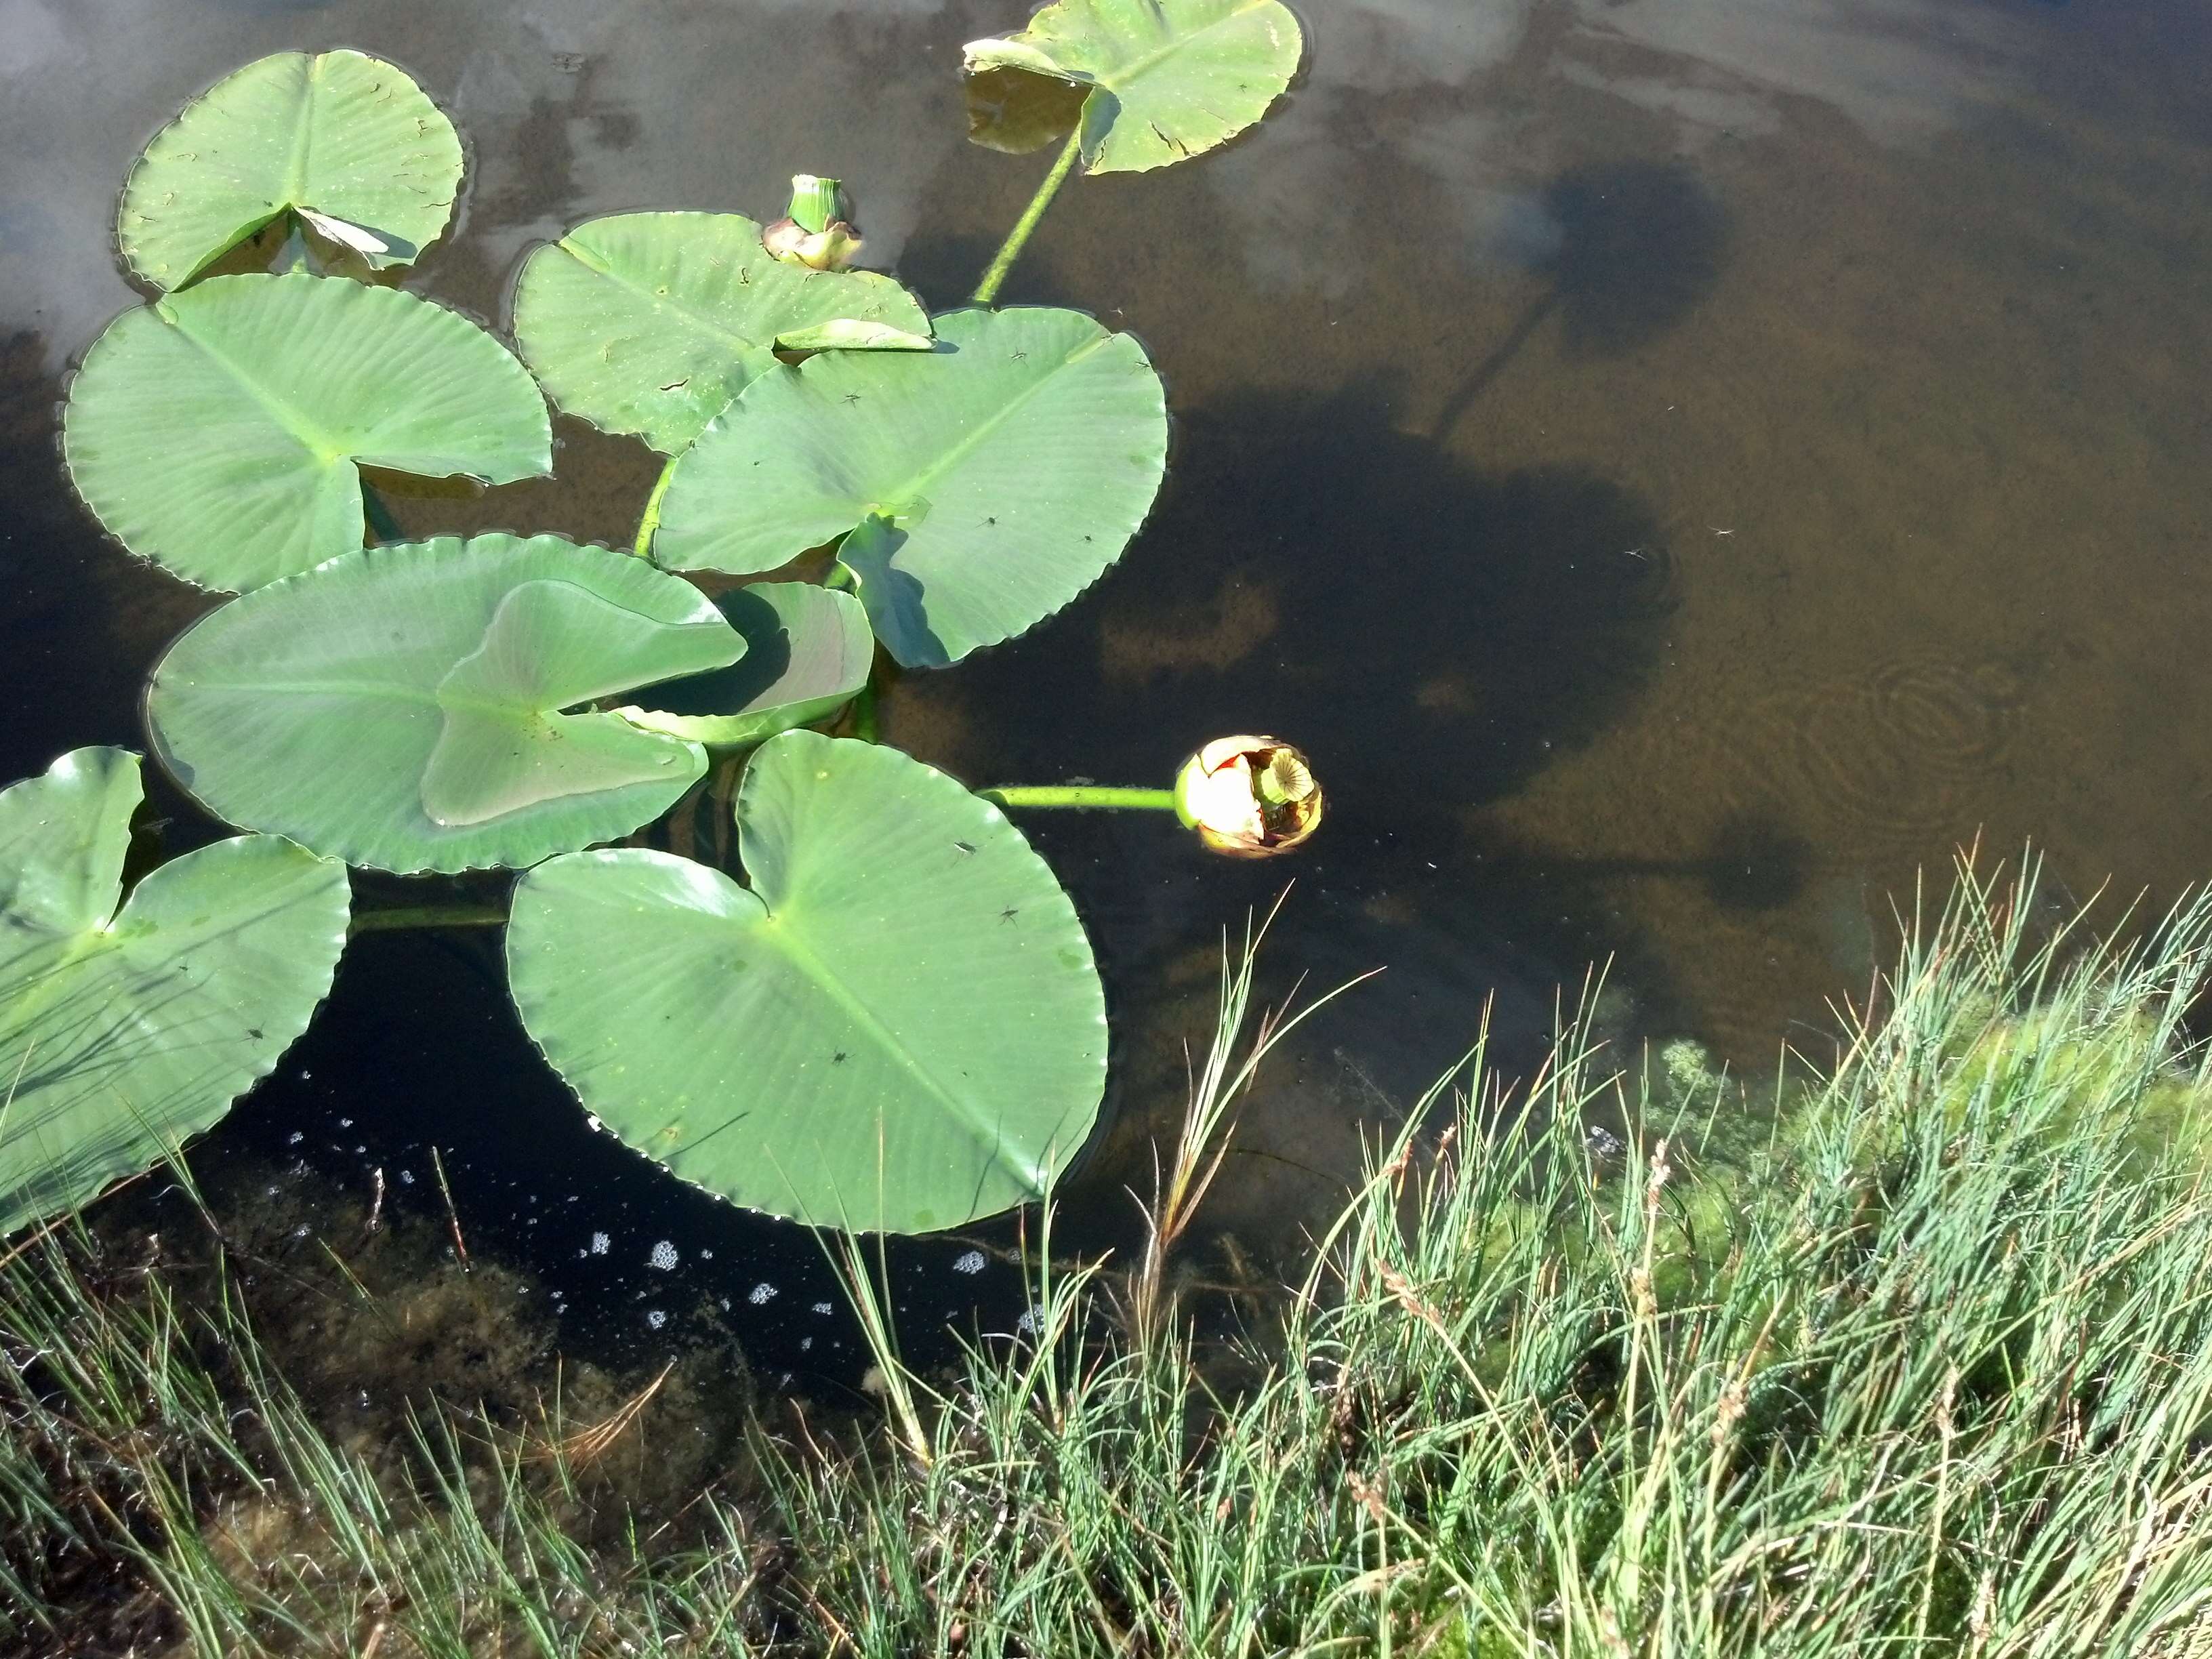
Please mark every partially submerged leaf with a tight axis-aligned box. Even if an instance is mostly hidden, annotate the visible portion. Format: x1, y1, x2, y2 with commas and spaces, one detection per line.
962, 0, 1303, 174
511, 212, 935, 454
771, 319, 935, 354
62, 274, 552, 592
615, 582, 874, 749
0, 748, 349, 1233
145, 534, 743, 874
294, 206, 391, 256
963, 61, 1091, 155
508, 732, 1107, 1233
652, 306, 1168, 668
119, 49, 462, 290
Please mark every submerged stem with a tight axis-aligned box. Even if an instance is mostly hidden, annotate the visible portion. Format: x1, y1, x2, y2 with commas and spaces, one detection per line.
633, 455, 680, 559
848, 683, 880, 744
981, 785, 1177, 813
970, 130, 1084, 307
349, 904, 509, 937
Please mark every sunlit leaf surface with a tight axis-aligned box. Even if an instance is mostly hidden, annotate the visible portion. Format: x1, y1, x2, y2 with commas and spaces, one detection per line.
512, 212, 933, 453
508, 732, 1107, 1233
119, 49, 462, 290
146, 534, 742, 874
962, 0, 1302, 174
63, 274, 551, 592
653, 307, 1167, 668
0, 748, 348, 1233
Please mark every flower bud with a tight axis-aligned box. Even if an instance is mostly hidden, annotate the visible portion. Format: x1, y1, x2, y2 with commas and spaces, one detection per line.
762, 173, 865, 271
1173, 736, 1323, 858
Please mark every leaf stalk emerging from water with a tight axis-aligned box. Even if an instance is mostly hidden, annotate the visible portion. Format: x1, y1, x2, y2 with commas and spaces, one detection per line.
981, 785, 1177, 812
971, 130, 1084, 307
633, 455, 680, 558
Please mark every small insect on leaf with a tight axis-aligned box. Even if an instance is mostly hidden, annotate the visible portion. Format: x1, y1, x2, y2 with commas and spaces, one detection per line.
297, 206, 390, 255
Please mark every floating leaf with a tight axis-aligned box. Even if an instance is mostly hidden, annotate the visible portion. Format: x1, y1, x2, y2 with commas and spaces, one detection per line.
119, 49, 463, 291
62, 274, 552, 592
961, 0, 1302, 174
0, 748, 349, 1233
145, 535, 743, 874
511, 212, 935, 454
508, 733, 1106, 1233
615, 583, 874, 749
653, 306, 1167, 668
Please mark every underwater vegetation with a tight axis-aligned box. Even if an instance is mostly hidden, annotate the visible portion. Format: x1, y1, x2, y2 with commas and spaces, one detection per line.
2, 1, 1319, 1240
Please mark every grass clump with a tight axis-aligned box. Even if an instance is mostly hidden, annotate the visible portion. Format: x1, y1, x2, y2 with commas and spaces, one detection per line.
5, 860, 2212, 1656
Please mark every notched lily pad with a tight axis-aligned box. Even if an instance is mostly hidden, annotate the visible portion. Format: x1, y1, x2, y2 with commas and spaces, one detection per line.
0, 747, 350, 1233
962, 0, 1303, 174
511, 211, 935, 453
145, 534, 743, 874
652, 306, 1168, 668
420, 579, 727, 827
120, 49, 463, 291
62, 274, 552, 592
507, 732, 1107, 1233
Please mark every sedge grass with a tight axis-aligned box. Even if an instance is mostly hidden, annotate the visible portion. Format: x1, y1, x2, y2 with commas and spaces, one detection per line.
3, 858, 2211, 1655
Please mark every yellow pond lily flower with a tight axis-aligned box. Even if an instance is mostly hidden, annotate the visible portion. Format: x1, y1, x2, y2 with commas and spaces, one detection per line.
1173, 736, 1323, 858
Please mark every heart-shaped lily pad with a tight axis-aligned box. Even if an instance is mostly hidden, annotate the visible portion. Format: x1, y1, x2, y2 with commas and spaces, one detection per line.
511, 212, 934, 454
63, 273, 552, 592
146, 534, 743, 874
615, 582, 874, 749
120, 50, 463, 291
652, 306, 1167, 668
962, 0, 1303, 174
508, 732, 1107, 1233
1, 748, 350, 1233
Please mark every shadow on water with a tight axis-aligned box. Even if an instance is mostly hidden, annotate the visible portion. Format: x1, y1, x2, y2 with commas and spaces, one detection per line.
916, 375, 1679, 838
1433, 159, 1730, 440
883, 377, 1693, 1264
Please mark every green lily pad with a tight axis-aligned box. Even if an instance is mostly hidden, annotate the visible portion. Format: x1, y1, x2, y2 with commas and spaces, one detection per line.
962, 0, 1303, 174
62, 274, 552, 592
1, 748, 350, 1234
615, 582, 874, 749
652, 306, 1168, 668
511, 212, 935, 454
145, 534, 743, 874
508, 732, 1107, 1233
120, 50, 463, 291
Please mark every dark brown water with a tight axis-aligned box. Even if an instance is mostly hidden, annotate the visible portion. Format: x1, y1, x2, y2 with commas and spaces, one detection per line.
3, 0, 2209, 1372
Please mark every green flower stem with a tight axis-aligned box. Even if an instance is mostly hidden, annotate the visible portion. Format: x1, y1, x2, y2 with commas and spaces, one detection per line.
970, 130, 1084, 308
633, 455, 680, 558
361, 480, 403, 545
349, 904, 510, 937
981, 785, 1178, 812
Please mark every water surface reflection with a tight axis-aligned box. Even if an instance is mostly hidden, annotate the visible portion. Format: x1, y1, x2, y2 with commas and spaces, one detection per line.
2, 0, 2209, 1361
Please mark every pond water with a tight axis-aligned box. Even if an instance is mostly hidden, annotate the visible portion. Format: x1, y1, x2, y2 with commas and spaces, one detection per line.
2, 0, 2209, 1378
